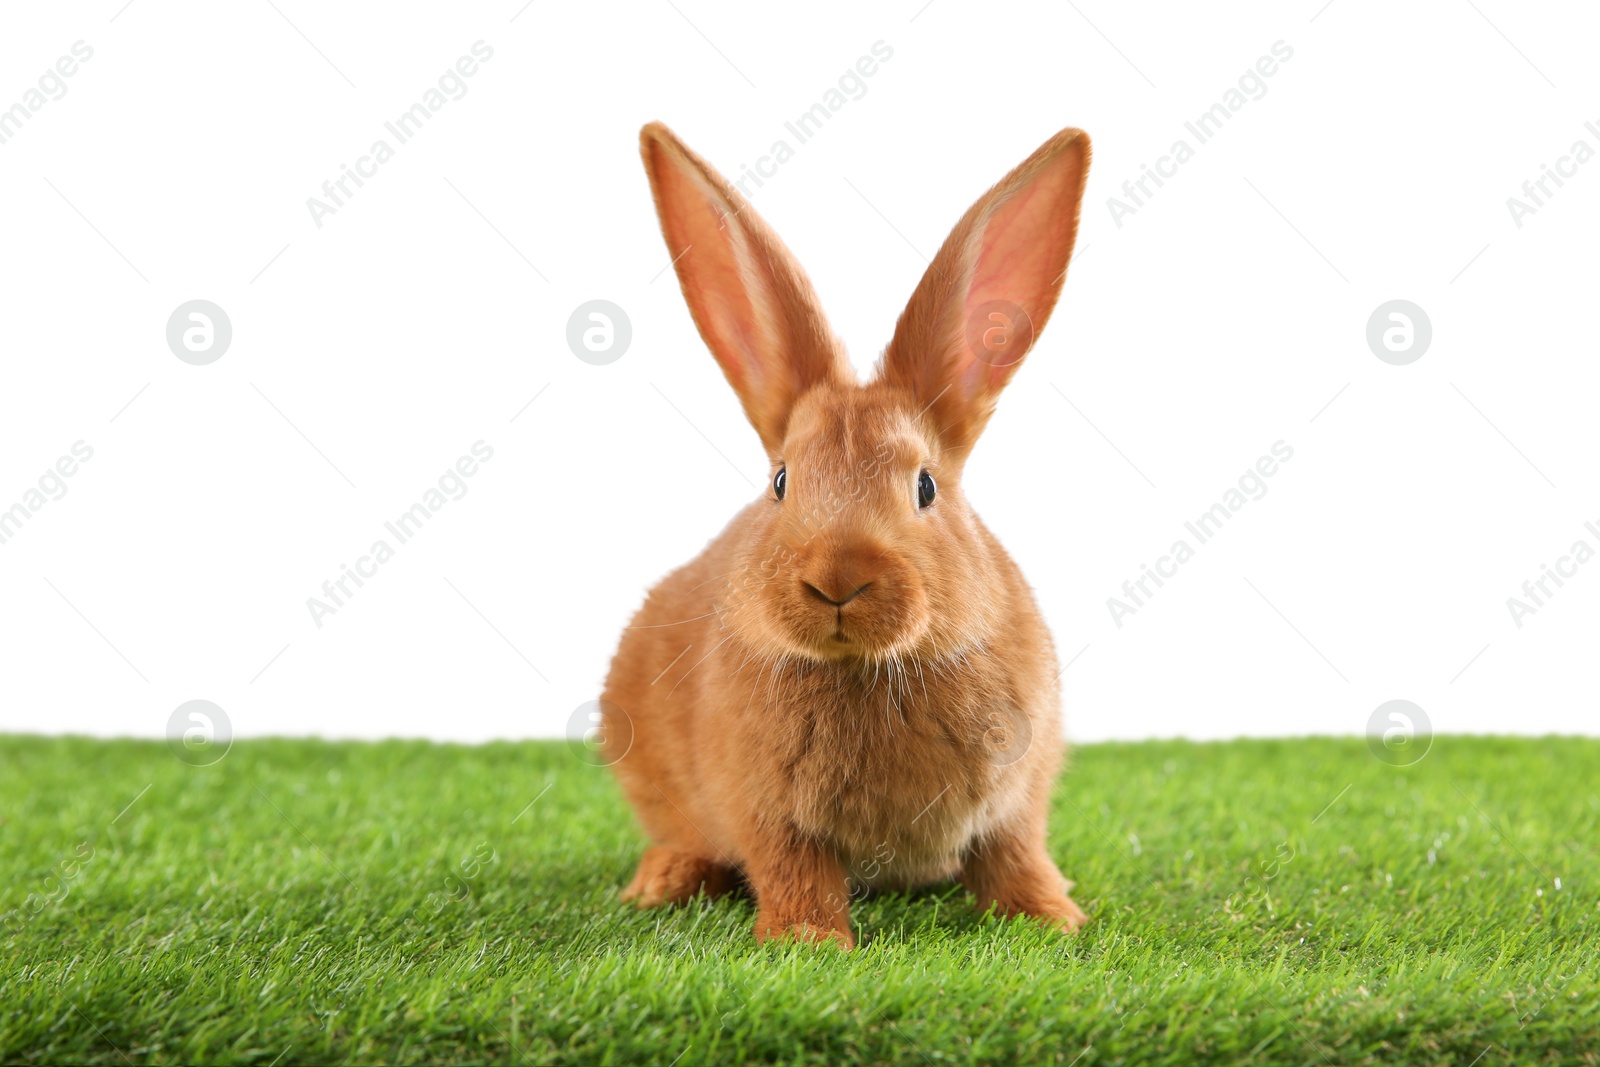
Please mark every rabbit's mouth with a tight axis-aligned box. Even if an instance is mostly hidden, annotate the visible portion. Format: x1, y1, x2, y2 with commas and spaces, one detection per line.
806, 608, 872, 655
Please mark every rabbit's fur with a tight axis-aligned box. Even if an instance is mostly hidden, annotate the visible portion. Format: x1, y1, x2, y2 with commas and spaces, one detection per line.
602, 123, 1092, 948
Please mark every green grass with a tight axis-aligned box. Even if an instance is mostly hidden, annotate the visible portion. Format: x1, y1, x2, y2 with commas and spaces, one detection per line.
0, 735, 1595, 1065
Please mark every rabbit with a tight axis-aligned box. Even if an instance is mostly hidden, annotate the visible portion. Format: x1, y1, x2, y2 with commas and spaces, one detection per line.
601, 121, 1092, 949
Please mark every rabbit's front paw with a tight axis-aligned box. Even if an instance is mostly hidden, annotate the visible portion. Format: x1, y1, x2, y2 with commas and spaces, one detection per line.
754, 915, 855, 950
621, 846, 736, 907
1035, 893, 1088, 934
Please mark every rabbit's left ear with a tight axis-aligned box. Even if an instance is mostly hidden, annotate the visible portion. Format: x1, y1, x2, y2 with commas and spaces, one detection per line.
641, 122, 850, 457
878, 128, 1090, 455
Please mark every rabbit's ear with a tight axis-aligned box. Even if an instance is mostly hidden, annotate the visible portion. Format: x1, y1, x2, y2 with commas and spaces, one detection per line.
878, 128, 1090, 455
641, 123, 850, 456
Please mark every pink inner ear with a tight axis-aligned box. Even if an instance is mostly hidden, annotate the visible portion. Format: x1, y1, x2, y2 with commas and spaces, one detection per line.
648, 140, 763, 393
959, 153, 1086, 393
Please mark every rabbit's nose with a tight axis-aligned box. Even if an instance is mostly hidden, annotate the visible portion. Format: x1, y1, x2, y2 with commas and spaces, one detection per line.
803, 580, 872, 607
800, 543, 889, 607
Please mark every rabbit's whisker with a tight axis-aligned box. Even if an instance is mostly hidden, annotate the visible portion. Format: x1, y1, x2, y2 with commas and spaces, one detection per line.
627, 609, 721, 629
666, 629, 736, 696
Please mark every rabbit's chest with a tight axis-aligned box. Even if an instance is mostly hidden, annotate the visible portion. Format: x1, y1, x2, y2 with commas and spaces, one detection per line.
775, 685, 1032, 883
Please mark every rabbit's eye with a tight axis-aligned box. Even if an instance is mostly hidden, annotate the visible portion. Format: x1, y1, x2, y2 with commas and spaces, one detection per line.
917, 470, 936, 508
773, 466, 787, 501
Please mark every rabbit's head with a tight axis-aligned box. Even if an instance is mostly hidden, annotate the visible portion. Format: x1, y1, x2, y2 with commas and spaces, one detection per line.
642, 123, 1090, 664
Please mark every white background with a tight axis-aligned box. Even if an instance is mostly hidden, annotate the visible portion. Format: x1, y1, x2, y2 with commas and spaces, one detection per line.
1, 0, 1595, 744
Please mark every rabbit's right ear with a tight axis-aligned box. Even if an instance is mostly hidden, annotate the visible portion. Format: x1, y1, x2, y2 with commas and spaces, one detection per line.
878, 128, 1090, 458
641, 123, 850, 456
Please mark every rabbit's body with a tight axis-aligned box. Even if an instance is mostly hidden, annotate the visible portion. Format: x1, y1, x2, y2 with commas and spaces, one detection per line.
604, 123, 1093, 947
605, 491, 1060, 892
